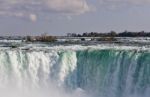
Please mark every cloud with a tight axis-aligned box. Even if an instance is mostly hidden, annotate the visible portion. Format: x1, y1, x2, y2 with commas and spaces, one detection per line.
0, 0, 91, 21
99, 0, 150, 5
45, 0, 90, 15
29, 14, 37, 22
98, 0, 150, 10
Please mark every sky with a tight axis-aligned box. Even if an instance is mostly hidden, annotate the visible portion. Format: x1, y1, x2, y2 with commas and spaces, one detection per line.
0, 0, 150, 36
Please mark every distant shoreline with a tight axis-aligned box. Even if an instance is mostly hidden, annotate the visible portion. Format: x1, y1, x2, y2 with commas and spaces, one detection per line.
1, 31, 150, 43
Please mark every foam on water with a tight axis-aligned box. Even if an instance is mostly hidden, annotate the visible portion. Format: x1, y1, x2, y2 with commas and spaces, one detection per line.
0, 44, 149, 97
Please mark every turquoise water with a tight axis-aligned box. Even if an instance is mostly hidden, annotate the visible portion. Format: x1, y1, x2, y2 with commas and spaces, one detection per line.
0, 48, 149, 97
76, 50, 150, 97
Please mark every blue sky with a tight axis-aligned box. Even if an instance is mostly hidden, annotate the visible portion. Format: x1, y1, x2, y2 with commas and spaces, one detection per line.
0, 0, 150, 36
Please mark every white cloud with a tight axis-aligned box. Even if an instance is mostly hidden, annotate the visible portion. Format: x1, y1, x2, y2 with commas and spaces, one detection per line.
45, 0, 90, 15
99, 0, 150, 4
98, 0, 150, 9
29, 14, 37, 22
0, 0, 91, 21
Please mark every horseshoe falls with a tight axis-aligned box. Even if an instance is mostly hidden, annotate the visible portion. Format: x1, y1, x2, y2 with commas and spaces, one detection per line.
0, 44, 149, 97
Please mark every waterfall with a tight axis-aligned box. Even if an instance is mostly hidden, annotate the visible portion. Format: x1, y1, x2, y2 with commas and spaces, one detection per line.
0, 48, 149, 97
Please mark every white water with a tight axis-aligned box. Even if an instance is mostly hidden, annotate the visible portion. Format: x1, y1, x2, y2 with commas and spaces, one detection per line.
0, 45, 149, 97
0, 49, 90, 97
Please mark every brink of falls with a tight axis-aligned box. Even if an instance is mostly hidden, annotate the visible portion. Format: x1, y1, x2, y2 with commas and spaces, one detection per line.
0, 45, 149, 97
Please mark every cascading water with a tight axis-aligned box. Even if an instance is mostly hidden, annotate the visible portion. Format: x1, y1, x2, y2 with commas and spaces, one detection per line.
0, 46, 149, 97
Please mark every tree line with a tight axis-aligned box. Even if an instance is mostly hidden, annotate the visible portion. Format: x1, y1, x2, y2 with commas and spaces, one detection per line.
67, 31, 150, 37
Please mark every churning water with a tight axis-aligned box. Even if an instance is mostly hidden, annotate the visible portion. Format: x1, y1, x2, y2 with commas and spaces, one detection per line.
0, 44, 149, 97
